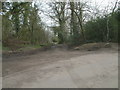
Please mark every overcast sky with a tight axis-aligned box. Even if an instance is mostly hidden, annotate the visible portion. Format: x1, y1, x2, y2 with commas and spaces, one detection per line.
38, 0, 118, 27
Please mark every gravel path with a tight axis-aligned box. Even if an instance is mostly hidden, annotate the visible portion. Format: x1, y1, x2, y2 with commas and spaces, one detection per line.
2, 48, 118, 88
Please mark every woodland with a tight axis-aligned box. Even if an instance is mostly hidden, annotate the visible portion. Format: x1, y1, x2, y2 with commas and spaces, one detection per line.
1, 1, 119, 51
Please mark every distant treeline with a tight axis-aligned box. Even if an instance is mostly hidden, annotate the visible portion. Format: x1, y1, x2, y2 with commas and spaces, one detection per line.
84, 10, 119, 43
49, 2, 119, 45
2, 2, 51, 47
2, 2, 119, 48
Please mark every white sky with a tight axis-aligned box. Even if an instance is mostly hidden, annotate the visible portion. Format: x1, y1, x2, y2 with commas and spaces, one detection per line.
5, 0, 118, 26
39, 0, 119, 27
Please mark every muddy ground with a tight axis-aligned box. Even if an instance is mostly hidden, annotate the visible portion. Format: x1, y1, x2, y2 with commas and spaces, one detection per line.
2, 44, 118, 88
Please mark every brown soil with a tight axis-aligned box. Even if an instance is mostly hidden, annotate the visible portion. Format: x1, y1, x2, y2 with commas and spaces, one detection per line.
2, 43, 118, 88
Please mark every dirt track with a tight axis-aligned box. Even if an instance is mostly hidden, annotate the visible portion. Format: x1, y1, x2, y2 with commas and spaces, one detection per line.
2, 47, 118, 88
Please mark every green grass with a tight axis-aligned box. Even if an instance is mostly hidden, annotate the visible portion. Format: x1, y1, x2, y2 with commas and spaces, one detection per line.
22, 44, 42, 48
2, 47, 11, 51
2, 44, 42, 52
0, 44, 10, 51
17, 44, 42, 51
2, 43, 51, 52
0, 43, 2, 50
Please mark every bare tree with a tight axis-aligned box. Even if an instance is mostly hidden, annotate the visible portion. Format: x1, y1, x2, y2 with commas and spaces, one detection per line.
106, 0, 118, 41
70, 1, 89, 42
47, 2, 68, 44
